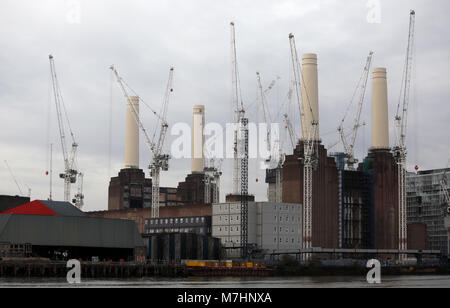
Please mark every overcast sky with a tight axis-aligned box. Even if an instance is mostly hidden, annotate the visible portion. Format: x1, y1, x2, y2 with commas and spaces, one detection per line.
1, 0, 449, 212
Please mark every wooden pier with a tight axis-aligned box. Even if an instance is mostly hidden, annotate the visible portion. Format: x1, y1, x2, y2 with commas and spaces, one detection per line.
0, 260, 187, 279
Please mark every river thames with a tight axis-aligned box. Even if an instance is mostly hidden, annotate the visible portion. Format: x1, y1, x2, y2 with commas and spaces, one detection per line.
1, 275, 449, 288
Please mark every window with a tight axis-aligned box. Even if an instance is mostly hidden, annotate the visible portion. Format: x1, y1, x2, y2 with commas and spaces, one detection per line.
274, 238, 277, 243
169, 218, 173, 224
201, 217, 205, 223
274, 215, 277, 221
175, 218, 179, 224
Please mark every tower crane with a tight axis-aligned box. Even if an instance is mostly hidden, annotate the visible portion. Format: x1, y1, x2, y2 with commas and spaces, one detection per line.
393, 10, 416, 260
204, 138, 223, 204
49, 55, 79, 203
230, 22, 249, 258
4, 160, 24, 196
110, 66, 174, 219
73, 172, 84, 209
283, 84, 299, 150
337, 51, 373, 170
289, 33, 319, 262
213, 159, 223, 204
257, 72, 284, 202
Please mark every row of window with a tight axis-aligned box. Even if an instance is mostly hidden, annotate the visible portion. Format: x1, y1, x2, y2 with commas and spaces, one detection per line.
220, 237, 300, 244
274, 226, 301, 234
216, 204, 300, 212
274, 215, 301, 223
215, 215, 300, 223
146, 227, 209, 234
217, 226, 239, 232
273, 237, 301, 244
146, 217, 206, 225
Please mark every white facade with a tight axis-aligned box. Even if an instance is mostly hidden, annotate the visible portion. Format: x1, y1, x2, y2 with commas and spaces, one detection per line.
212, 202, 302, 258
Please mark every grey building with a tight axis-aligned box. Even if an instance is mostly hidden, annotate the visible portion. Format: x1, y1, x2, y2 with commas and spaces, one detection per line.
212, 202, 302, 258
407, 168, 450, 252
144, 216, 211, 236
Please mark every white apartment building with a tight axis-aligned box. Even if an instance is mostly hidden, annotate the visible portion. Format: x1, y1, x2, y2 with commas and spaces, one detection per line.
212, 202, 302, 258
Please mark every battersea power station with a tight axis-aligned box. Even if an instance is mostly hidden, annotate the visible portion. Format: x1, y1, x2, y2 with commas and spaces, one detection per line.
87, 52, 428, 262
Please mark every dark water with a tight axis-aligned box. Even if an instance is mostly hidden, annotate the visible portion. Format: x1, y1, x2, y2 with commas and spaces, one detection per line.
1, 275, 449, 288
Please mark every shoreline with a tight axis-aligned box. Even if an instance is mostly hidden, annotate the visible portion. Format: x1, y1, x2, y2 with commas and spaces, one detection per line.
1, 260, 449, 279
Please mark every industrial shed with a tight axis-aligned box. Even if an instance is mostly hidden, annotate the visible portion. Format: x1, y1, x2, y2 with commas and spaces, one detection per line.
0, 214, 145, 261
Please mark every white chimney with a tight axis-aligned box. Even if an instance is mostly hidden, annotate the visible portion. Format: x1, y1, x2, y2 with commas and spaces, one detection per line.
192, 105, 205, 173
301, 53, 320, 141
372, 68, 390, 150
124, 96, 139, 169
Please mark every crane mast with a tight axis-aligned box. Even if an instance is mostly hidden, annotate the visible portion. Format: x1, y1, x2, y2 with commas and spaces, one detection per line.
4, 160, 23, 196
257, 72, 284, 202
49, 55, 79, 203
393, 10, 416, 261
338, 51, 373, 170
230, 22, 249, 258
230, 22, 244, 195
289, 33, 319, 262
110, 66, 173, 219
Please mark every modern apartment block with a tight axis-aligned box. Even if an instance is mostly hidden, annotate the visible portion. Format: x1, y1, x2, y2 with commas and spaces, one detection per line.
212, 202, 302, 258
407, 168, 450, 252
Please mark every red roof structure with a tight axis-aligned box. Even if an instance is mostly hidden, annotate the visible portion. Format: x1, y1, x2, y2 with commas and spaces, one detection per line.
1, 200, 58, 216
0, 200, 85, 217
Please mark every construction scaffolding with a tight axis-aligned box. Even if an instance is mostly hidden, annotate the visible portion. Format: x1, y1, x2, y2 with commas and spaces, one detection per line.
407, 169, 450, 252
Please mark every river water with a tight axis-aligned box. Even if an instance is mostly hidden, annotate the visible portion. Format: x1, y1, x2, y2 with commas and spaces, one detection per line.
0, 275, 449, 288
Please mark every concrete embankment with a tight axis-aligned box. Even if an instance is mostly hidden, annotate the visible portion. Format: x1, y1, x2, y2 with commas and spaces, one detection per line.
271, 265, 450, 276
1, 259, 449, 278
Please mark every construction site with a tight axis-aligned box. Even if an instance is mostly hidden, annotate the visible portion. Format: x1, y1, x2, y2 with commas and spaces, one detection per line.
1, 8, 450, 272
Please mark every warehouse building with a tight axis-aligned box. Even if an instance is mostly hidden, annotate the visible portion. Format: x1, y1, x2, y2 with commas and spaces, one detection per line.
212, 202, 302, 258
0, 200, 145, 261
